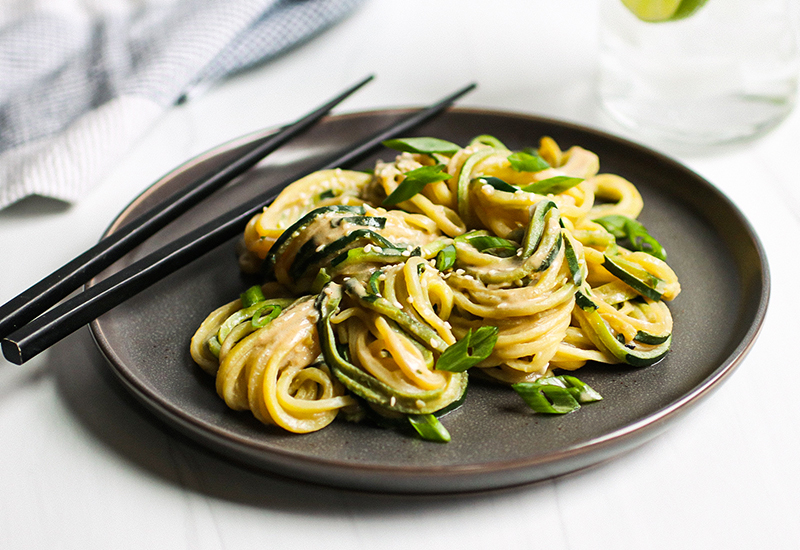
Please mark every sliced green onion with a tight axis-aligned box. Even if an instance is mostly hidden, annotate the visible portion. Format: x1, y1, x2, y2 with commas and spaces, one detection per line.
240, 285, 265, 308
217, 299, 293, 342
512, 375, 602, 414
217, 303, 262, 342
251, 304, 282, 328
435, 244, 457, 271
475, 176, 518, 192
382, 137, 461, 155
508, 151, 550, 173
467, 234, 517, 255
521, 176, 584, 195
593, 214, 667, 260
408, 414, 451, 443
513, 381, 579, 414
383, 164, 451, 206
559, 375, 603, 403
436, 326, 498, 372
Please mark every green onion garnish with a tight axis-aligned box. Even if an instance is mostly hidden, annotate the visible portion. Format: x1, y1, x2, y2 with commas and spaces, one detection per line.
467, 234, 517, 256
240, 285, 266, 308
251, 304, 281, 328
382, 137, 461, 155
521, 176, 584, 195
435, 244, 457, 271
593, 214, 667, 260
475, 176, 518, 192
436, 326, 498, 372
508, 151, 550, 173
512, 375, 602, 414
513, 381, 579, 414
559, 375, 603, 403
383, 164, 451, 206
408, 414, 451, 443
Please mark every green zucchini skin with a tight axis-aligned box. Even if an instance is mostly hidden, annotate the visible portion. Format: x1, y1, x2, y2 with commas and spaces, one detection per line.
288, 228, 394, 281
315, 283, 467, 415
521, 200, 558, 258
634, 330, 671, 345
264, 204, 365, 273
343, 278, 449, 353
458, 200, 564, 285
562, 230, 584, 286
574, 290, 671, 367
357, 380, 468, 430
602, 254, 666, 301
329, 246, 419, 275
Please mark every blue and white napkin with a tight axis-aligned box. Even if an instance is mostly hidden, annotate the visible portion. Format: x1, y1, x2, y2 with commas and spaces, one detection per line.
0, 0, 365, 209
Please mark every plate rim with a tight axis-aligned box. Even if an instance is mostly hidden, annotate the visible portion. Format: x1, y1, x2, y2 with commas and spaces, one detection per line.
89, 106, 770, 492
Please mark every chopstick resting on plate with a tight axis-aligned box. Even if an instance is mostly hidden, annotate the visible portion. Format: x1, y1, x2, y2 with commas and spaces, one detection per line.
1, 82, 478, 365
0, 75, 376, 341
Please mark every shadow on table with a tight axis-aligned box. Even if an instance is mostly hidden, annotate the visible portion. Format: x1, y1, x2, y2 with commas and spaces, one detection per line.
49, 326, 600, 513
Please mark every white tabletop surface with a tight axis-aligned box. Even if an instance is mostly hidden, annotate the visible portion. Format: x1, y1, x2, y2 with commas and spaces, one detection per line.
2, 1, 799, 549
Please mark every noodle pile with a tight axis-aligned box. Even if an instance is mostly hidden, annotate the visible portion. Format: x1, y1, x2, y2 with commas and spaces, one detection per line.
190, 134, 680, 437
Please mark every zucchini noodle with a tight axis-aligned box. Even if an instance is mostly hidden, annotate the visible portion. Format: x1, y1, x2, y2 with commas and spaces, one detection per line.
190, 134, 680, 436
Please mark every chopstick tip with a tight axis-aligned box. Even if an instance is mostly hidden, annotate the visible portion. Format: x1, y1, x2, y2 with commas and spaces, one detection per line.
1, 338, 24, 366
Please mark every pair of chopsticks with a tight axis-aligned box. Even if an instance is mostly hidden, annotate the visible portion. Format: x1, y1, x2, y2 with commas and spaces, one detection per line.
0, 76, 477, 365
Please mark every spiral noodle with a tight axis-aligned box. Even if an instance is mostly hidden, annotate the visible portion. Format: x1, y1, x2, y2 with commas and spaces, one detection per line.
190, 134, 681, 434
193, 296, 353, 433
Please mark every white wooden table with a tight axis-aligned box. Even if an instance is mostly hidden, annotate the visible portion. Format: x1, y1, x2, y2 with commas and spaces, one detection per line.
2, 1, 798, 548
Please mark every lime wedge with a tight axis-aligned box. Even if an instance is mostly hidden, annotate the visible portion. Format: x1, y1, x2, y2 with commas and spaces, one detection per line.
621, 0, 708, 22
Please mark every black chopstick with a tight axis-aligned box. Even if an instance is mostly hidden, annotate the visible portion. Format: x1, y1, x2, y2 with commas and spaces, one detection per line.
1, 83, 477, 365
0, 75, 375, 341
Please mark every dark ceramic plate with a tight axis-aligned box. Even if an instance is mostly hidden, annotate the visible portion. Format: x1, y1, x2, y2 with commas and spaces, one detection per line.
90, 108, 769, 494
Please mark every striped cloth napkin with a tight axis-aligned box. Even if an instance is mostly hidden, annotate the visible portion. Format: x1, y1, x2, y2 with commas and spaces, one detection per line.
0, 0, 365, 209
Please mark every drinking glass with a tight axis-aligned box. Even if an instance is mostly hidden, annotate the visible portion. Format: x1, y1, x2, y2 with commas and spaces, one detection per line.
598, 0, 800, 146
